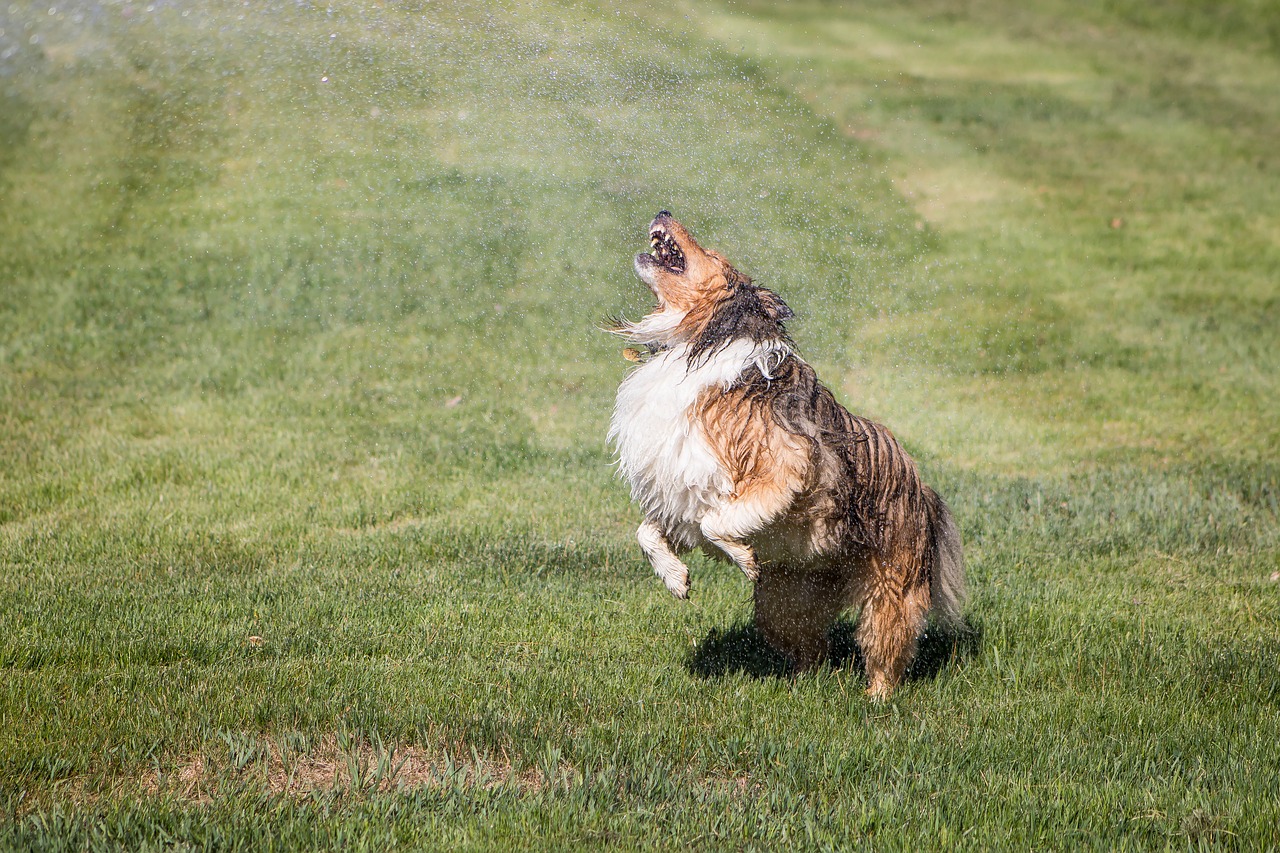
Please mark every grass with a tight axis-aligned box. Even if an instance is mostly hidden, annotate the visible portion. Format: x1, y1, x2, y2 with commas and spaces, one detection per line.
1, 0, 1277, 848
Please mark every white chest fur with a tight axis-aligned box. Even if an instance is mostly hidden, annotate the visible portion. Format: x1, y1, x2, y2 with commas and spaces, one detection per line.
608, 339, 781, 542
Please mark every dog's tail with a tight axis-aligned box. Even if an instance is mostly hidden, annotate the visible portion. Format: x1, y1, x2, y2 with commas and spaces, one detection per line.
925, 487, 966, 629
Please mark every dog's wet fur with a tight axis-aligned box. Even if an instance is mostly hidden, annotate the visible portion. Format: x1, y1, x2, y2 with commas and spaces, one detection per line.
608, 212, 965, 699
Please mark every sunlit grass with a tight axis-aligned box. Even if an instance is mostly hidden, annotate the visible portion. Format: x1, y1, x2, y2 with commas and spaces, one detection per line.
697, 0, 1279, 474
1, 0, 1278, 847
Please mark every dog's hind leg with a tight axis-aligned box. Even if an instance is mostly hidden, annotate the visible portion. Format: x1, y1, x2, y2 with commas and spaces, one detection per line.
753, 567, 847, 671
856, 557, 931, 700
637, 519, 691, 599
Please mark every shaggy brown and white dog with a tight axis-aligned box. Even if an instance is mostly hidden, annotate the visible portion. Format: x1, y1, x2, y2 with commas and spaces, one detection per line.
608, 212, 965, 699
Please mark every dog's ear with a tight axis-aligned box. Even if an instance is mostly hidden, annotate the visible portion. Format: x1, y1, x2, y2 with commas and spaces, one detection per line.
756, 287, 794, 321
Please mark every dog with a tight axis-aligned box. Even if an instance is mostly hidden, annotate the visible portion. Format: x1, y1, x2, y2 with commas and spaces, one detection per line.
607, 211, 965, 699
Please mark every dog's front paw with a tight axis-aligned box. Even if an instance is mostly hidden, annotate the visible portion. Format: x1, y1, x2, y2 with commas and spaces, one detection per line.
734, 544, 760, 582
706, 534, 759, 583
660, 566, 690, 599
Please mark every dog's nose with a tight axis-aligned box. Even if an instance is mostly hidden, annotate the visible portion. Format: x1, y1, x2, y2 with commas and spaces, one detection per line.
657, 209, 672, 218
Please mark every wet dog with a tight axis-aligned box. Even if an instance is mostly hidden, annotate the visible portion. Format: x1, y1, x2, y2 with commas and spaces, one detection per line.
607, 212, 964, 699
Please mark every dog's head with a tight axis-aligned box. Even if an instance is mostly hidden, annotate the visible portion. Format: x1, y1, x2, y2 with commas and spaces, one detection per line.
631, 210, 791, 331
633, 211, 742, 312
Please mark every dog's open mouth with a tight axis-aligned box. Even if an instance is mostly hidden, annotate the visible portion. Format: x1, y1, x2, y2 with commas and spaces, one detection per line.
648, 226, 686, 274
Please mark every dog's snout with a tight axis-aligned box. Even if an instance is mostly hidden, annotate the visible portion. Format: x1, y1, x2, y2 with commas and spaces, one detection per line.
657, 209, 672, 218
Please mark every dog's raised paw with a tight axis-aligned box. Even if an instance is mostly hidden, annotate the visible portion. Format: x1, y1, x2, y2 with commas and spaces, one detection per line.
663, 571, 691, 600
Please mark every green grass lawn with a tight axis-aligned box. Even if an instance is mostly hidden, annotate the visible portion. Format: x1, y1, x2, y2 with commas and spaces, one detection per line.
2, 0, 1277, 848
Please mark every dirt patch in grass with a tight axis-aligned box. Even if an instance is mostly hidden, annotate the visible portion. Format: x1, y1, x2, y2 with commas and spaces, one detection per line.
135, 734, 551, 802
31, 734, 764, 814
17, 736, 551, 813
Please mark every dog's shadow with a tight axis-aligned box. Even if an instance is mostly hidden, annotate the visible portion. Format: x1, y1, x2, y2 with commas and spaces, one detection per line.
685, 618, 982, 684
